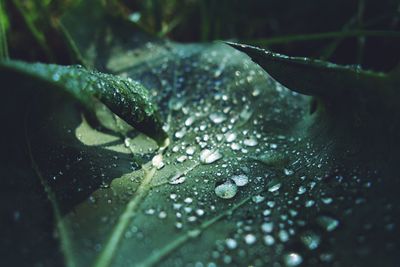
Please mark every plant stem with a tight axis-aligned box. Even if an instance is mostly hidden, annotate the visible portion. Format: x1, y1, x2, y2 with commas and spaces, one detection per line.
92, 165, 157, 267
136, 193, 254, 267
243, 30, 400, 47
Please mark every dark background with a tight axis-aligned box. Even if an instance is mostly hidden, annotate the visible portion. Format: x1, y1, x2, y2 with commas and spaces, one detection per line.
4, 0, 400, 71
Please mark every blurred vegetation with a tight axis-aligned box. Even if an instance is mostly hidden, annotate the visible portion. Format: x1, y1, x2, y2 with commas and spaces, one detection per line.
2, 0, 400, 71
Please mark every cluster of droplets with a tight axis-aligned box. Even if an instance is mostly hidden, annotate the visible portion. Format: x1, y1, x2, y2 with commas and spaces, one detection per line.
66, 44, 390, 267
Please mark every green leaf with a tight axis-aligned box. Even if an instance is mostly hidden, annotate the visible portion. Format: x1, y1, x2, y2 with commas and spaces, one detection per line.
3, 2, 400, 267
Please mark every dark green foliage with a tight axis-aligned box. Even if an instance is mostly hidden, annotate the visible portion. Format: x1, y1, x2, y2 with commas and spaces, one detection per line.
1, 1, 400, 267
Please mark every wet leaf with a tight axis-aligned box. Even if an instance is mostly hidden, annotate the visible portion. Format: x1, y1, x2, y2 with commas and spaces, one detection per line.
2, 1, 400, 267
0, 60, 167, 145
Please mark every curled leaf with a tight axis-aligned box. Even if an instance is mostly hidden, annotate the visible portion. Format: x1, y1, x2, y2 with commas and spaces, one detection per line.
225, 42, 393, 100
0, 60, 167, 145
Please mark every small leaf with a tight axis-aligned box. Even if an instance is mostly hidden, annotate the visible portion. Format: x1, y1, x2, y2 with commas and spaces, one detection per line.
0, 60, 167, 145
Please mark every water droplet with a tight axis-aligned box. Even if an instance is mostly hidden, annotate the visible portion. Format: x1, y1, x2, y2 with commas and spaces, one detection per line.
230, 143, 241, 150
100, 181, 109, 189
284, 168, 294, 176
262, 209, 272, 216
230, 174, 249, 186
152, 154, 164, 170
200, 149, 222, 164
300, 231, 320, 250
214, 180, 238, 199
322, 197, 333, 204
124, 138, 131, 148
52, 73, 60, 81
175, 129, 186, 139
195, 209, 205, 216
305, 200, 315, 207
225, 132, 237, 143
244, 234, 257, 245
176, 155, 187, 163
263, 235, 275, 245
243, 137, 258, 147
188, 229, 201, 238
169, 174, 186, 185
186, 146, 196, 155
184, 197, 193, 204
252, 88, 261, 96
252, 195, 265, 203
158, 211, 167, 219
209, 113, 227, 124
173, 203, 182, 210
317, 215, 339, 232
267, 201, 275, 208
283, 252, 303, 267
225, 238, 237, 250
169, 98, 184, 111
175, 222, 183, 229
240, 108, 253, 121
261, 222, 273, 233
279, 230, 289, 242
185, 116, 195, 126
268, 182, 281, 192
145, 208, 155, 215
297, 186, 306, 195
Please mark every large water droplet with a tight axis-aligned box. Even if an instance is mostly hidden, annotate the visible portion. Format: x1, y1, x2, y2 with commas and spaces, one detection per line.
268, 182, 281, 192
214, 180, 237, 199
283, 252, 303, 267
225, 238, 237, 250
176, 155, 187, 163
169, 174, 186, 185
230, 174, 249, 186
279, 230, 289, 242
209, 112, 227, 124
263, 235, 275, 245
184, 116, 195, 126
243, 137, 258, 147
261, 222, 273, 233
175, 129, 186, 139
225, 132, 237, 143
185, 146, 196, 155
200, 149, 222, 164
152, 154, 164, 170
244, 233, 257, 245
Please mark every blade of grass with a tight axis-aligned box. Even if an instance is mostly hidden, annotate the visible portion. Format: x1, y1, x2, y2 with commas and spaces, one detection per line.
0, 0, 9, 60
11, 0, 54, 61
